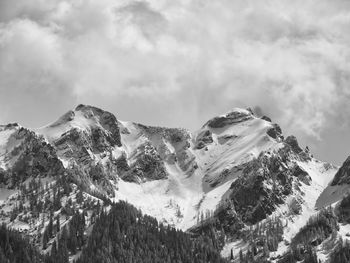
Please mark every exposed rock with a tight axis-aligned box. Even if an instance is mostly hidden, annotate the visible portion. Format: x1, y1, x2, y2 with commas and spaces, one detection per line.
53, 108, 121, 163
266, 124, 283, 140
68, 163, 116, 197
136, 124, 196, 174
1, 128, 65, 187
289, 197, 302, 215
122, 143, 167, 182
195, 130, 213, 149
115, 154, 130, 174
205, 165, 243, 188
189, 199, 244, 245
205, 110, 253, 128
285, 135, 303, 154
54, 128, 93, 165
331, 156, 350, 185
75, 104, 122, 147
5, 123, 19, 128
261, 116, 272, 122
291, 164, 311, 185
227, 147, 306, 224
43, 104, 125, 195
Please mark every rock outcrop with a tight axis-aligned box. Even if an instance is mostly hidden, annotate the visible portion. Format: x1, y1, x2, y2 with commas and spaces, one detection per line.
1, 127, 65, 188
205, 109, 254, 128
331, 156, 350, 185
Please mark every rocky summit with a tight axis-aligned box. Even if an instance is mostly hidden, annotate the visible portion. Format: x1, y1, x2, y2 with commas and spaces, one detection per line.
0, 104, 349, 263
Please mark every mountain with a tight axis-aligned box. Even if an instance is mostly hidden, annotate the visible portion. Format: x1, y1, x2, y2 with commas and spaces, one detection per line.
0, 104, 349, 263
316, 156, 350, 209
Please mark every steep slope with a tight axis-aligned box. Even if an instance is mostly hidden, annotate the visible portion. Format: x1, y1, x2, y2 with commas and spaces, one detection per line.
0, 224, 46, 263
331, 156, 350, 185
76, 201, 227, 263
37, 104, 125, 196
0, 123, 64, 188
0, 104, 343, 262
35, 105, 337, 239
31, 107, 251, 229
0, 117, 112, 262
35, 105, 338, 231
316, 156, 350, 209
98, 107, 290, 230
202, 143, 337, 261
230, 154, 350, 263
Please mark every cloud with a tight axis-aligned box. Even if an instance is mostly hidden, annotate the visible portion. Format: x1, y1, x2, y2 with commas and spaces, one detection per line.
0, 0, 350, 161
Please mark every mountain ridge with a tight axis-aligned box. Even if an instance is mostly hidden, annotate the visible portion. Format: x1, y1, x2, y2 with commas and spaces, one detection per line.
1, 104, 349, 263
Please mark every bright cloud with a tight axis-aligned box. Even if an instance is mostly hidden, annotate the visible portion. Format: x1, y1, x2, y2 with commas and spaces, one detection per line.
0, 0, 350, 162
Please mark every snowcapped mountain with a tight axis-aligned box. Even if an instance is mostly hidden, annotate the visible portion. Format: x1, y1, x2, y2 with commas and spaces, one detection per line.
36, 105, 306, 230
1, 104, 349, 262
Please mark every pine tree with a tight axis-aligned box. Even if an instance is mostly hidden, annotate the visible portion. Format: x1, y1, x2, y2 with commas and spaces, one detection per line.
0, 224, 45, 263
42, 228, 49, 250
239, 249, 244, 263
76, 190, 84, 204
75, 201, 227, 263
48, 213, 53, 237
56, 216, 60, 233
51, 239, 57, 259
58, 226, 69, 263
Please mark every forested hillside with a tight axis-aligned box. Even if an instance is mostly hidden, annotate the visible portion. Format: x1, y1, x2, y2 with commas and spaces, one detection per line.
0, 201, 228, 263
76, 201, 227, 263
1, 105, 349, 262
0, 224, 45, 263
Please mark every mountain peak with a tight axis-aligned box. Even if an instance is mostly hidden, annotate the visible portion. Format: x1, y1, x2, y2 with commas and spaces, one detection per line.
204, 107, 254, 128
226, 107, 254, 116
43, 104, 117, 128
0, 102, 343, 263
75, 104, 105, 115
75, 103, 87, 111
38, 104, 121, 147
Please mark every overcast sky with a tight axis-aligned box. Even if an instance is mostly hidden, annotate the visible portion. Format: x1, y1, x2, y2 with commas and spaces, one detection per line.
0, 0, 349, 165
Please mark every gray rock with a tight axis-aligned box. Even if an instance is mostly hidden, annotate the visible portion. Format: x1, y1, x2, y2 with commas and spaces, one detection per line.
195, 130, 213, 149
331, 156, 350, 185
261, 116, 272, 122
266, 124, 282, 139
205, 111, 253, 128
285, 135, 303, 153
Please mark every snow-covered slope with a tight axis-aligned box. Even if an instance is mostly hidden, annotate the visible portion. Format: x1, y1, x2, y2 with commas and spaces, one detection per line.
316, 156, 350, 209
0, 123, 23, 169
35, 105, 289, 230
0, 104, 348, 262
218, 150, 338, 258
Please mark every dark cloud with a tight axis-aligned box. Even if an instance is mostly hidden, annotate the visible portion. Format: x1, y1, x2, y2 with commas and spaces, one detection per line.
0, 0, 349, 164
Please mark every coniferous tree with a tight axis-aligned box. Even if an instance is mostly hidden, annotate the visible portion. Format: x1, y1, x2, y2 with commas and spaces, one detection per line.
57, 226, 69, 263
42, 232, 48, 250
74, 201, 227, 263
56, 216, 60, 233
50, 240, 57, 259
0, 224, 45, 263
48, 213, 53, 237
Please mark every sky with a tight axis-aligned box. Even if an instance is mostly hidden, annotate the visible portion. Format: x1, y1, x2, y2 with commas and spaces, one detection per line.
0, 0, 349, 165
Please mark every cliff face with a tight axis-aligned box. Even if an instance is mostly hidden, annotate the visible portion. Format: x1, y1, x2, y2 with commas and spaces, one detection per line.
0, 124, 64, 188
331, 156, 350, 186
33, 105, 336, 230
0, 104, 344, 262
